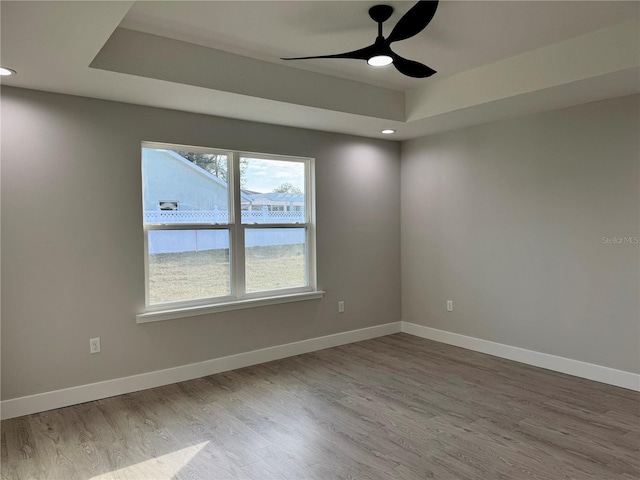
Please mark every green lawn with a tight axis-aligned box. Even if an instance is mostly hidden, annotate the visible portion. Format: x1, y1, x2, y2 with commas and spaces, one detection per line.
148, 245, 305, 304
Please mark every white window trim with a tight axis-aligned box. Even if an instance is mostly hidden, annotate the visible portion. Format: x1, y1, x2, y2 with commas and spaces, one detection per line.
140, 142, 321, 322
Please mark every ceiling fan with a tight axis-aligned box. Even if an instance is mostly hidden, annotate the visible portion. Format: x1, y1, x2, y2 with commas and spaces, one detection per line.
282, 0, 439, 78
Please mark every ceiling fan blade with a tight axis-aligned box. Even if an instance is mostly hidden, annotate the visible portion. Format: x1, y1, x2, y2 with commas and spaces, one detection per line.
391, 53, 436, 78
387, 0, 439, 44
282, 44, 377, 61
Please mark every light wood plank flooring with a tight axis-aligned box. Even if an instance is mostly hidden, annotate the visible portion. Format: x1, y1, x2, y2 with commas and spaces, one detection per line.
2, 333, 639, 479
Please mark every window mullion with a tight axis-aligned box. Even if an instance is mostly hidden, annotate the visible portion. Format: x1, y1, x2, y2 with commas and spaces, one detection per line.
231, 152, 245, 298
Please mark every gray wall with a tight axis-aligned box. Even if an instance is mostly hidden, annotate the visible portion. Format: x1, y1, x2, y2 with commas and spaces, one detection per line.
401, 95, 640, 373
3, 87, 637, 402
1, 87, 401, 400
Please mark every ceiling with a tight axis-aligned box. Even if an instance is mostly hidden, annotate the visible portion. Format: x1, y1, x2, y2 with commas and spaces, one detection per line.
1, 1, 639, 140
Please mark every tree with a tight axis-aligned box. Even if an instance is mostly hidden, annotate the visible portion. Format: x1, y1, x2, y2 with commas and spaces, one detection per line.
273, 182, 302, 194
175, 151, 247, 185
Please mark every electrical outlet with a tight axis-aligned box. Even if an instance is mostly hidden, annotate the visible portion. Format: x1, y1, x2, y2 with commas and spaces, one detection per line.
90, 337, 101, 354
338, 301, 345, 313
447, 300, 453, 312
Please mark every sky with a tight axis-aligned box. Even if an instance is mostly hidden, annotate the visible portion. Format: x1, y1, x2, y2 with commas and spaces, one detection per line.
241, 157, 304, 193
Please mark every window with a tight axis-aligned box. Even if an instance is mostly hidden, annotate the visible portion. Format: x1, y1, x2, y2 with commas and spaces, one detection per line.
140, 143, 319, 318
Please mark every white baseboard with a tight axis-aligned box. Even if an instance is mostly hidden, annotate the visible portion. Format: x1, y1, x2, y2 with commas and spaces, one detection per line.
401, 321, 640, 392
0, 322, 402, 420
3, 320, 636, 420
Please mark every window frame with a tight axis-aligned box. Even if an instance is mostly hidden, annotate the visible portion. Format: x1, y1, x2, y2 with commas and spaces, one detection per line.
140, 142, 319, 318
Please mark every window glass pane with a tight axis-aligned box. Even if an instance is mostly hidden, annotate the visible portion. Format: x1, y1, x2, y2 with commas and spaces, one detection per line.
148, 230, 230, 304
142, 148, 229, 224
245, 228, 307, 293
240, 157, 305, 224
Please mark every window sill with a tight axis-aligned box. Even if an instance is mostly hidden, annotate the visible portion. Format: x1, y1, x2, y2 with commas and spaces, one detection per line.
136, 291, 325, 324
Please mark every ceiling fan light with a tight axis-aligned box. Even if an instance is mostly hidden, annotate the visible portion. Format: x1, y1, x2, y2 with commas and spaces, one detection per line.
367, 55, 393, 67
0, 67, 16, 76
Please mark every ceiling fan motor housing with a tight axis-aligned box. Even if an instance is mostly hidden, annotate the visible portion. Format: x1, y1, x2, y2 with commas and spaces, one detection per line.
369, 5, 394, 24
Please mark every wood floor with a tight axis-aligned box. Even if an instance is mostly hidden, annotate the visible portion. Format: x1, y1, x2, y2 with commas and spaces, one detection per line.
1, 333, 638, 480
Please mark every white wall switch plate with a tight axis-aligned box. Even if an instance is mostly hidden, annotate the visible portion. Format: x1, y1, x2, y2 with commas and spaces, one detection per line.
447, 300, 453, 312
338, 301, 345, 313
90, 337, 101, 354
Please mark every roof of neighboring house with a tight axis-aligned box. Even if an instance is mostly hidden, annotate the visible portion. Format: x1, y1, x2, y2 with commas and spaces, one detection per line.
245, 192, 304, 205
165, 150, 252, 202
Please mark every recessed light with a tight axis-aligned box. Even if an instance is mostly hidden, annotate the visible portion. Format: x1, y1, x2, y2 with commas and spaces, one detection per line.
367, 55, 393, 67
381, 129, 396, 135
0, 67, 16, 76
